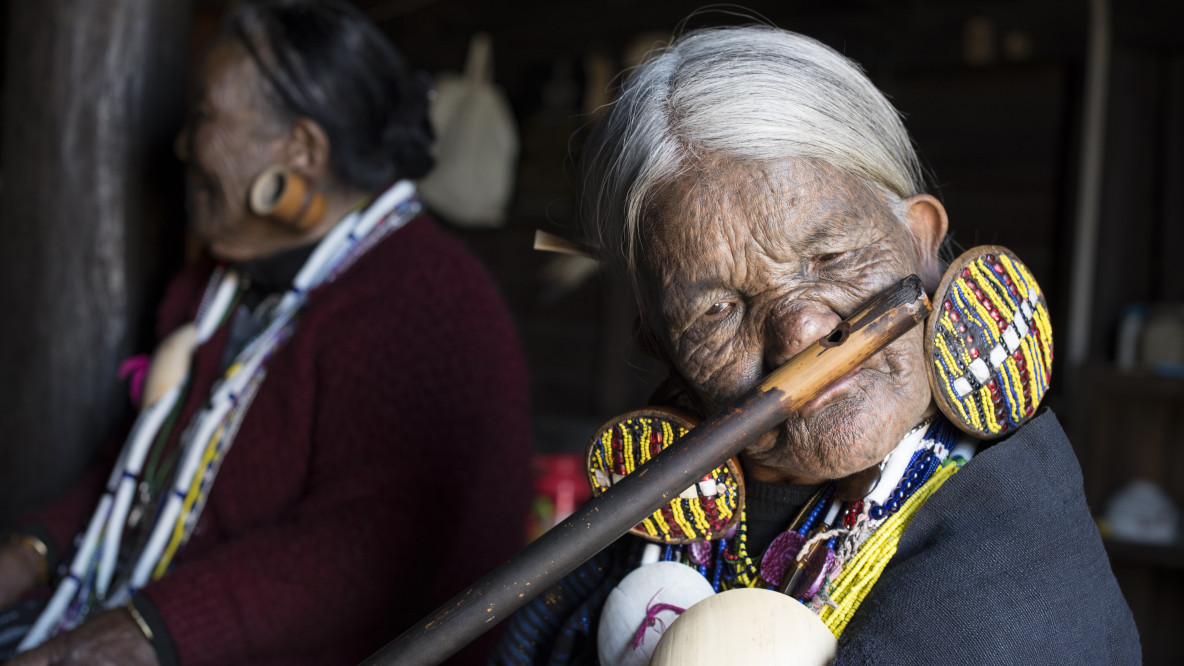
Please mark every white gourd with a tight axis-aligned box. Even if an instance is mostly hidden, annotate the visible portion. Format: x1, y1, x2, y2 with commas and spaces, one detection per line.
649, 588, 837, 666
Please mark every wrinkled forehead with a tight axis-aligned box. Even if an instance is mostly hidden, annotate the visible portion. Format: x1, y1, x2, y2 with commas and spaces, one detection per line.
639, 158, 887, 279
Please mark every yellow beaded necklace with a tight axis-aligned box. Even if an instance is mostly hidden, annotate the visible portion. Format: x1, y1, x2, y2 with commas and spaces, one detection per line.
819, 460, 960, 636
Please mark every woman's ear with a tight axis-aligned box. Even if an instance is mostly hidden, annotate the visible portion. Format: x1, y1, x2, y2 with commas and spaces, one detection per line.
284, 117, 332, 184
903, 194, 949, 292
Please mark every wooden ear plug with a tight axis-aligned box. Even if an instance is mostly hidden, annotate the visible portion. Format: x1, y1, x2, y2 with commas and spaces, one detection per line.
248, 165, 326, 231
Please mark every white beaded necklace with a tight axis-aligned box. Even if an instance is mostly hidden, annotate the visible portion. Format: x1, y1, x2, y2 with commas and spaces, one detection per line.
20, 181, 421, 650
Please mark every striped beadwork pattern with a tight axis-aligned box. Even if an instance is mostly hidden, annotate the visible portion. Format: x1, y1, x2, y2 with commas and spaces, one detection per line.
930, 249, 1053, 438
818, 459, 961, 637
585, 413, 742, 544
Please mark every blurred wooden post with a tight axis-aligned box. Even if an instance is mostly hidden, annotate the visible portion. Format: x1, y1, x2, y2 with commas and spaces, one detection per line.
0, 0, 193, 522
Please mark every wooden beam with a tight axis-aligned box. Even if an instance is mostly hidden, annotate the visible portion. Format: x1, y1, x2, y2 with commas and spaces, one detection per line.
0, 0, 193, 522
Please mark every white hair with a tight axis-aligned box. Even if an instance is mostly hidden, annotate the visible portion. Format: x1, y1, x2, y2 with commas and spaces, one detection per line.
580, 25, 927, 283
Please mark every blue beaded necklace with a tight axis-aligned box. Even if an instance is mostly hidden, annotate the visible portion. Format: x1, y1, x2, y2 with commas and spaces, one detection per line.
868, 418, 958, 520
645, 415, 977, 601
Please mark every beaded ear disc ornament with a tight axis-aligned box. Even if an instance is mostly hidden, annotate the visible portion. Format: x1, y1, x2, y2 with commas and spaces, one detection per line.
926, 245, 1053, 439
585, 408, 744, 544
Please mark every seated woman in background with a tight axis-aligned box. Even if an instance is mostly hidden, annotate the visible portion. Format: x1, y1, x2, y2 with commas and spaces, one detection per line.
493, 24, 1140, 665
0, 1, 530, 664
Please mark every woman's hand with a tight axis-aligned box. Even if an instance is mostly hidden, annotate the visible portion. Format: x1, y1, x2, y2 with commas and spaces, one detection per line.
0, 543, 43, 609
5, 609, 160, 666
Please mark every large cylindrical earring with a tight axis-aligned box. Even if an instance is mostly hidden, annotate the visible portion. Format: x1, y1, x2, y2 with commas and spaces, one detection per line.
248, 165, 326, 231
924, 245, 1053, 439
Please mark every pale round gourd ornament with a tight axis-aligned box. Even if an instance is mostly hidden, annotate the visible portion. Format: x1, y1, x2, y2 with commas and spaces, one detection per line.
649, 588, 837, 666
142, 322, 197, 408
597, 562, 716, 666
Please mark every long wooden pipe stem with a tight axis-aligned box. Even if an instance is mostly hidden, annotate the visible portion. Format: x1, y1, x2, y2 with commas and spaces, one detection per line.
364, 275, 930, 665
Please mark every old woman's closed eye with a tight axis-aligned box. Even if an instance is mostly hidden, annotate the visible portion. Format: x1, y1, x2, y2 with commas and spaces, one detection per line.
703, 301, 734, 317
813, 251, 844, 266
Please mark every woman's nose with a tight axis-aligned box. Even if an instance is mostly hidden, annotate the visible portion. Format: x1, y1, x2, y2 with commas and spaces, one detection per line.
764, 301, 842, 370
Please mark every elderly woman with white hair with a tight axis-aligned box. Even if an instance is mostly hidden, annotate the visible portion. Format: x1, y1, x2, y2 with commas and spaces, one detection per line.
491, 24, 1140, 666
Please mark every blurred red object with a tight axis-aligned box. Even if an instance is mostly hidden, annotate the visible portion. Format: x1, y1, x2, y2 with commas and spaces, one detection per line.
527, 453, 592, 542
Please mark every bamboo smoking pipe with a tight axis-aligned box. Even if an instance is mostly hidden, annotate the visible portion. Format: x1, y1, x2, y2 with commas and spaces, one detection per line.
364, 275, 931, 665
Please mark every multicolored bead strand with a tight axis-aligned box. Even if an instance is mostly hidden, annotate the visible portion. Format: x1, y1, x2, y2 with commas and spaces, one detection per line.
819, 460, 962, 637
711, 539, 727, 592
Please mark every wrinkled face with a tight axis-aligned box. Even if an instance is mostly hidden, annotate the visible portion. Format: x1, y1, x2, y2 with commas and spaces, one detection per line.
640, 159, 936, 483
175, 41, 287, 261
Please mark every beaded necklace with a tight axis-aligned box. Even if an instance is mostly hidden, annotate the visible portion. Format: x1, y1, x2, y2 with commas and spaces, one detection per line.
636, 414, 978, 638
19, 181, 422, 651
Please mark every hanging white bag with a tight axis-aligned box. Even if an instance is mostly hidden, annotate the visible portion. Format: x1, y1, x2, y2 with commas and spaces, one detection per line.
417, 32, 519, 227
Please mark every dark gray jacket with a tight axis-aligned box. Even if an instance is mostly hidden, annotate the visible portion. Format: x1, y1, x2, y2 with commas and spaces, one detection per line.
492, 410, 1141, 665
835, 410, 1140, 664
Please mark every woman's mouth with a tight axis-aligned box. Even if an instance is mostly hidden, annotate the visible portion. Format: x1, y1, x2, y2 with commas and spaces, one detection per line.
800, 366, 866, 414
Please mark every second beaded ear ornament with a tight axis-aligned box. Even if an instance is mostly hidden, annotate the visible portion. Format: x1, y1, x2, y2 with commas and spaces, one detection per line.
925, 245, 1053, 439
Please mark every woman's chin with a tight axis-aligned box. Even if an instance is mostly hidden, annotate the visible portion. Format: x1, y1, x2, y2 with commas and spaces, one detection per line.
191, 215, 241, 260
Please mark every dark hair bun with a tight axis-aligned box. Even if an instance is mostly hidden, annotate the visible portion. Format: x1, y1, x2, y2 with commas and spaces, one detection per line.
379, 70, 434, 181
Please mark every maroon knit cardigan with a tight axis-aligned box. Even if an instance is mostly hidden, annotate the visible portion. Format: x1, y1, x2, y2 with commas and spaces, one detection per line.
23, 215, 532, 665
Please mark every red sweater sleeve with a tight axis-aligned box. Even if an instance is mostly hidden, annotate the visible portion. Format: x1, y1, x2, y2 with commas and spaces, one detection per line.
141, 224, 532, 664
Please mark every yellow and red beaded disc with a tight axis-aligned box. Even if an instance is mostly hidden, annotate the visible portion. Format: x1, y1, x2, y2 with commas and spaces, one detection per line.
585, 408, 744, 544
926, 246, 1053, 439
